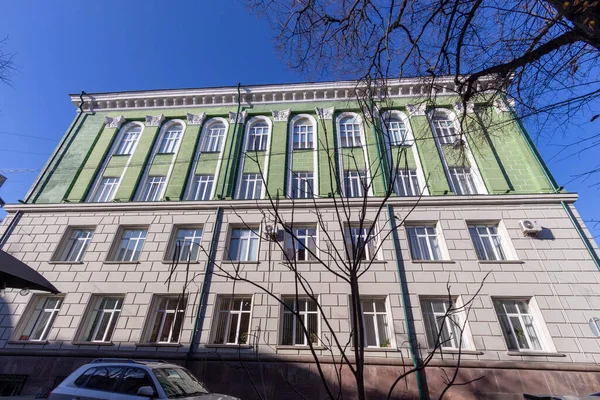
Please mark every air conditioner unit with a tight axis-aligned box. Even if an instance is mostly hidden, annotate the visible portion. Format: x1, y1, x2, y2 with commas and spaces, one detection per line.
519, 219, 542, 236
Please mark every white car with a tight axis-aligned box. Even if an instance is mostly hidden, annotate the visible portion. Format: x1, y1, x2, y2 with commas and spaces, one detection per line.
48, 359, 240, 400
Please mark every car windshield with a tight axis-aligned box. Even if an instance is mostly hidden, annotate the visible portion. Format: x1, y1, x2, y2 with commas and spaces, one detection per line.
152, 368, 209, 398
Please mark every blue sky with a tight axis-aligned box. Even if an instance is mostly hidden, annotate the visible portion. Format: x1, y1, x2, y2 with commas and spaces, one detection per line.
0, 0, 598, 242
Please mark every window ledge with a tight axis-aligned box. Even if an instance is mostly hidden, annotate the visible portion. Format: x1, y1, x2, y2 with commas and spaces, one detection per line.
204, 344, 253, 349
428, 348, 484, 355
103, 261, 140, 265
221, 261, 261, 265
411, 260, 455, 264
160, 260, 200, 265
8, 340, 49, 345
362, 347, 399, 352
47, 261, 84, 265
72, 341, 115, 346
135, 342, 182, 347
507, 351, 565, 357
479, 260, 524, 264
276, 345, 326, 351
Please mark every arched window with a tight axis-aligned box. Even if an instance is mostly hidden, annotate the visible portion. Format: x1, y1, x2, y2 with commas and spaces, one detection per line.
247, 121, 270, 151
430, 111, 457, 144
202, 122, 226, 152
386, 117, 410, 146
339, 116, 362, 148
158, 123, 183, 154
292, 118, 314, 150
115, 125, 142, 155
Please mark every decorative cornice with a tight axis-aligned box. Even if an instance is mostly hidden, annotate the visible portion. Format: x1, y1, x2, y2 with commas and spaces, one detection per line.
406, 103, 427, 116
493, 99, 509, 113
229, 110, 247, 124
272, 109, 291, 122
315, 107, 335, 120
104, 115, 126, 130
453, 101, 475, 115
186, 112, 206, 125
145, 114, 165, 127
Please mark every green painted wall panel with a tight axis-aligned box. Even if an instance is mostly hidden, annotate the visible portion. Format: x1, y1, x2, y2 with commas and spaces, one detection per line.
242, 151, 267, 174
148, 154, 174, 176
317, 118, 336, 196
291, 149, 315, 171
195, 153, 220, 174
103, 155, 129, 177
165, 124, 201, 200
266, 121, 288, 198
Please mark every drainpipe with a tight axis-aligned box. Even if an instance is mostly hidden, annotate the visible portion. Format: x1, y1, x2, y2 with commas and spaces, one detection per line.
503, 96, 600, 269
387, 204, 426, 399
187, 206, 224, 361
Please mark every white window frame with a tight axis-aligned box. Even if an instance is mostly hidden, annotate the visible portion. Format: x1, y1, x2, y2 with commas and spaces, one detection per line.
284, 226, 317, 261
145, 295, 187, 344
112, 228, 147, 262
280, 297, 320, 346
211, 296, 253, 345
170, 227, 203, 262
338, 116, 363, 148
292, 118, 314, 150
288, 114, 319, 198
290, 171, 314, 199
394, 169, 420, 197
92, 177, 120, 203
237, 173, 263, 200
493, 298, 554, 352
449, 167, 478, 195
468, 224, 508, 261
14, 295, 64, 342
246, 122, 270, 151
157, 124, 183, 154
115, 125, 142, 155
343, 170, 368, 198
227, 228, 260, 261
201, 121, 227, 152
381, 116, 412, 146
344, 225, 379, 261
188, 174, 215, 201
406, 225, 445, 261
431, 113, 458, 145
137, 176, 167, 202
421, 297, 471, 350
55, 228, 94, 262
80, 296, 124, 343
359, 297, 394, 348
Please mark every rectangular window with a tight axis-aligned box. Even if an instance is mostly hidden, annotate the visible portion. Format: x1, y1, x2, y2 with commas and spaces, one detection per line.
57, 229, 94, 262
202, 125, 226, 152
281, 297, 319, 346
468, 224, 506, 260
115, 129, 141, 155
92, 177, 120, 202
139, 176, 166, 202
228, 228, 259, 261
171, 227, 203, 262
344, 170, 367, 198
421, 298, 462, 349
494, 299, 542, 351
432, 118, 457, 144
147, 296, 186, 344
113, 228, 147, 262
247, 125, 269, 151
188, 175, 214, 201
158, 129, 182, 154
81, 296, 124, 343
293, 123, 313, 149
388, 120, 409, 145
17, 296, 63, 342
406, 226, 441, 261
238, 173, 263, 200
344, 226, 378, 261
360, 298, 391, 348
339, 121, 362, 147
394, 169, 420, 196
284, 227, 317, 261
212, 297, 252, 345
449, 167, 478, 195
291, 172, 314, 199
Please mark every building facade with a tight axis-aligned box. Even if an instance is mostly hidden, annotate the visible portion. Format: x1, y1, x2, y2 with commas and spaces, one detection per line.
0, 79, 599, 399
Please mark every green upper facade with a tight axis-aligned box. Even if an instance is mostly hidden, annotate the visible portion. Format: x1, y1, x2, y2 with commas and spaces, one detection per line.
27, 79, 556, 204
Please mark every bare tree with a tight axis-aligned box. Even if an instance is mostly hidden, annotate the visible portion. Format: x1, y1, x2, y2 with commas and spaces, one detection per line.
245, 0, 600, 182
167, 111, 487, 400
0, 36, 15, 87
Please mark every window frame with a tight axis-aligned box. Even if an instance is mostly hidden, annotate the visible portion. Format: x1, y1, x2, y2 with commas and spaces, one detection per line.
429, 110, 458, 145
91, 177, 120, 203
237, 173, 264, 200
109, 227, 148, 262
53, 227, 95, 262
344, 225, 379, 261
115, 125, 143, 156
246, 121, 271, 151
227, 227, 260, 262
338, 115, 363, 148
210, 296, 254, 345
448, 166, 478, 195
420, 297, 472, 350
167, 226, 204, 262
284, 226, 318, 261
343, 170, 368, 198
78, 295, 125, 343
201, 120, 227, 153
188, 174, 215, 201
142, 295, 187, 344
393, 169, 420, 197
358, 297, 394, 348
290, 171, 314, 199
292, 117, 315, 150
405, 224, 447, 261
280, 296, 320, 346
13, 295, 64, 342
468, 222, 513, 261
137, 175, 167, 202
157, 123, 184, 154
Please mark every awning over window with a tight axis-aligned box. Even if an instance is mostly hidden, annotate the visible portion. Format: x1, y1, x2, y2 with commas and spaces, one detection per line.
0, 250, 59, 294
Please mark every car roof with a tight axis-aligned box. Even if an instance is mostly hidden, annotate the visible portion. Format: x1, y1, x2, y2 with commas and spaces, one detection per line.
87, 358, 182, 369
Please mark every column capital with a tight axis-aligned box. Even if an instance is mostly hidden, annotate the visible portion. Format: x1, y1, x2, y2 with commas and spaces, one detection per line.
453, 101, 475, 115
229, 110, 247, 124
493, 98, 510, 113
145, 114, 165, 127
315, 107, 335, 120
186, 112, 206, 125
105, 115, 126, 130
406, 103, 426, 116
271, 109, 291, 122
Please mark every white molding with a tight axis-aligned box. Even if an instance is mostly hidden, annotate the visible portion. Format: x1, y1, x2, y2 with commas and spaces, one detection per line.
315, 107, 335, 120
272, 109, 291, 122
145, 114, 165, 127
235, 116, 273, 200
186, 112, 206, 125
453, 101, 475, 115
105, 115, 126, 130
493, 99, 510, 113
335, 112, 373, 197
229, 110, 247, 124
287, 114, 319, 198
406, 103, 427, 116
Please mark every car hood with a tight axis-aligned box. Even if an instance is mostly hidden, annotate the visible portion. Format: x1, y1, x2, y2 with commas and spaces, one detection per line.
183, 394, 240, 400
